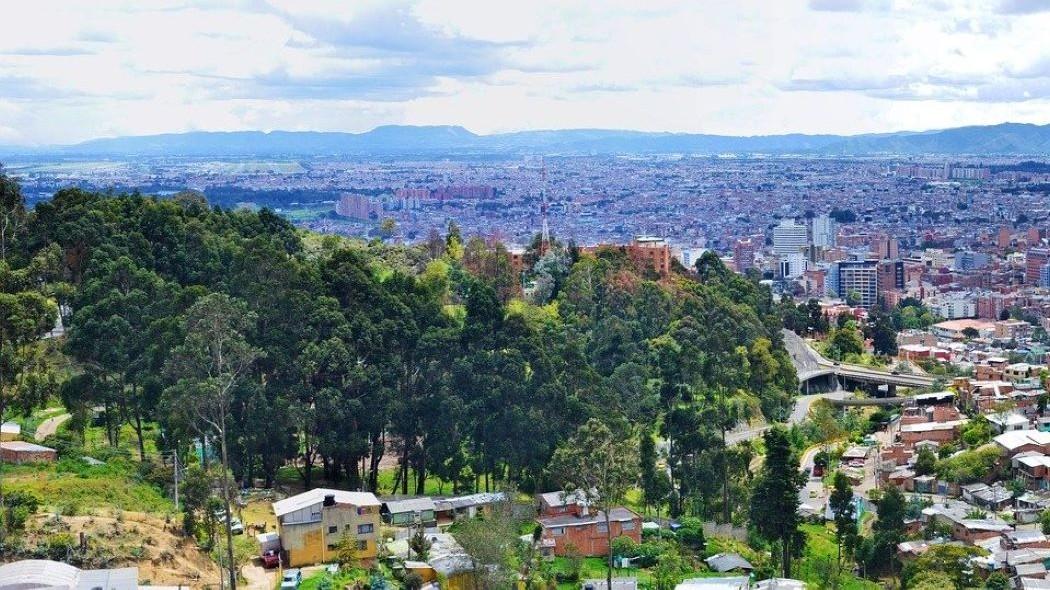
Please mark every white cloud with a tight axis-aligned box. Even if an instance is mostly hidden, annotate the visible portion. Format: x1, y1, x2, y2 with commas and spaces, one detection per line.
0, 0, 1047, 144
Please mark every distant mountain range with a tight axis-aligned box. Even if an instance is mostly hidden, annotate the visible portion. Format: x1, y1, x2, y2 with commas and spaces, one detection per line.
5, 122, 1050, 157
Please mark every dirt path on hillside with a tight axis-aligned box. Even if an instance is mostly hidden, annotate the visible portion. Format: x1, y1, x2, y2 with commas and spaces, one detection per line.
35, 413, 70, 441
242, 562, 275, 590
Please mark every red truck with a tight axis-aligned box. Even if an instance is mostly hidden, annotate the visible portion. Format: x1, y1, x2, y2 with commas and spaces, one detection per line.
261, 549, 280, 569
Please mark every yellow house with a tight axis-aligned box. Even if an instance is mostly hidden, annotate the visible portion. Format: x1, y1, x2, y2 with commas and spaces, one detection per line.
272, 489, 381, 568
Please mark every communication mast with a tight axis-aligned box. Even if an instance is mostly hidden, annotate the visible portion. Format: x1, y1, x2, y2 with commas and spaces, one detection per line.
540, 162, 551, 255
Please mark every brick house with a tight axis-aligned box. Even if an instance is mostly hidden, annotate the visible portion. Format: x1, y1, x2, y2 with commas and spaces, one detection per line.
923, 503, 1012, 544
537, 506, 641, 557
1014, 453, 1050, 490
538, 490, 592, 518
0, 441, 57, 464
899, 420, 966, 447
995, 431, 1050, 458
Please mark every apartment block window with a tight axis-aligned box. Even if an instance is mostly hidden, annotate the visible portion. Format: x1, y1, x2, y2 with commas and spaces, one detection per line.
597, 523, 608, 533
551, 527, 565, 536
328, 526, 338, 534
622, 521, 635, 531
358, 523, 375, 535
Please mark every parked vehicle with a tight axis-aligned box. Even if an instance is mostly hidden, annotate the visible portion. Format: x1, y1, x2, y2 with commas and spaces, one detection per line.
261, 550, 280, 569
281, 568, 302, 589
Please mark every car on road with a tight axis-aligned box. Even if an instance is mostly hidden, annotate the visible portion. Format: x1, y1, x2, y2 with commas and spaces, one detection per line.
281, 568, 302, 589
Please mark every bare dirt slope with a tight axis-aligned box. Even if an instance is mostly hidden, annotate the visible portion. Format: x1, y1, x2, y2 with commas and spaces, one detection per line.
25, 511, 221, 587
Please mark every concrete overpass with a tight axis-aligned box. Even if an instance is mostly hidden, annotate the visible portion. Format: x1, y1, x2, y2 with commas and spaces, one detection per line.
782, 329, 936, 395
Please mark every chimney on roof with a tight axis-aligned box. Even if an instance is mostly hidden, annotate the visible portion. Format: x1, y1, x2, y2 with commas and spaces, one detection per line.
323, 494, 335, 507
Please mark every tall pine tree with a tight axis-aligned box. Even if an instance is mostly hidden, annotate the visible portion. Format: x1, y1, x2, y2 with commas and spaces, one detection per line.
750, 427, 804, 577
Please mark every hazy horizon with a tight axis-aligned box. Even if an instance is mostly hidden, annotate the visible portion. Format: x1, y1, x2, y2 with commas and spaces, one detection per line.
2, 1, 1050, 146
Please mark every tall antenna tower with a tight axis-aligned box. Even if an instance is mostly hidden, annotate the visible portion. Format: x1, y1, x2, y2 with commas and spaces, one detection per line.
540, 161, 551, 255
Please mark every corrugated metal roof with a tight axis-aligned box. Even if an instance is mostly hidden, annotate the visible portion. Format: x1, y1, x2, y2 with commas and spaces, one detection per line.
705, 553, 754, 573
0, 560, 138, 590
383, 497, 436, 513
0, 560, 80, 589
272, 488, 380, 517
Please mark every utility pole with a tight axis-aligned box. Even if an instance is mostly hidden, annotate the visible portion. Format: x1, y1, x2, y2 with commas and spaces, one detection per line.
173, 449, 181, 513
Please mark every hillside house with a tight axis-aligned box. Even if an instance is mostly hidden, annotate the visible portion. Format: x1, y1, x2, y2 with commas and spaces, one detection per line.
0, 422, 20, 442
381, 497, 437, 527
0, 441, 56, 464
0, 560, 139, 590
537, 505, 641, 557
900, 420, 966, 447
995, 431, 1050, 458
1015, 453, 1050, 490
434, 492, 506, 524
538, 490, 593, 517
922, 501, 1013, 544
272, 489, 381, 568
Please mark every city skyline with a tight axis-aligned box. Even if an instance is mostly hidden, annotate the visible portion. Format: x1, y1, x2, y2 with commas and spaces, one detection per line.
2, 0, 1050, 145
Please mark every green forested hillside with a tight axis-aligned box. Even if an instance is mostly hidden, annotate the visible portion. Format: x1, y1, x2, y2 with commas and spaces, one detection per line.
2, 174, 797, 525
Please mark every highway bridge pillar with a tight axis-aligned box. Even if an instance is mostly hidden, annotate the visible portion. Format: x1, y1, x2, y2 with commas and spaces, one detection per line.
887, 383, 897, 397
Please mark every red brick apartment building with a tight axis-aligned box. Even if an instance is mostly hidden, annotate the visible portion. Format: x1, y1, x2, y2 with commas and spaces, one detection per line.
536, 491, 641, 557
581, 237, 672, 278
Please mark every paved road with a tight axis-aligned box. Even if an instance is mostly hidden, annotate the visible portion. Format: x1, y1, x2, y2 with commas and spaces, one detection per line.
783, 328, 935, 388
726, 390, 850, 445
724, 331, 852, 446
783, 329, 826, 374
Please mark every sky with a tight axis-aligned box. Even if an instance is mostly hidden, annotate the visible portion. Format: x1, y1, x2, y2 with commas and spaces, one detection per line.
1, 0, 1049, 145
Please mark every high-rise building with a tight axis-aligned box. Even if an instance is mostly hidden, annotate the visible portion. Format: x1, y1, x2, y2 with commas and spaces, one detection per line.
811, 214, 836, 248
871, 236, 899, 260
836, 260, 879, 308
773, 219, 807, 257
733, 238, 756, 272
876, 260, 904, 299
334, 193, 382, 220
1027, 248, 1050, 285
955, 251, 991, 271
999, 227, 1012, 249
779, 253, 807, 279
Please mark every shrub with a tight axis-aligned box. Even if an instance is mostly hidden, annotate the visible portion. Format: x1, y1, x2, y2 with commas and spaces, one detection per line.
44, 533, 77, 560
403, 572, 423, 590
611, 535, 638, 559
676, 517, 706, 551
2, 490, 41, 532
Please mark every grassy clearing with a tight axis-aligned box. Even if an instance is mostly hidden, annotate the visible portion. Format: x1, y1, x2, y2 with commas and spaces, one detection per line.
1, 458, 173, 515
796, 523, 879, 590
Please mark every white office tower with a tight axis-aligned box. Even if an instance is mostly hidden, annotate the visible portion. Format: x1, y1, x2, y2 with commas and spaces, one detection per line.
773, 219, 808, 257
811, 214, 836, 248
779, 253, 808, 279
